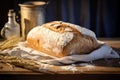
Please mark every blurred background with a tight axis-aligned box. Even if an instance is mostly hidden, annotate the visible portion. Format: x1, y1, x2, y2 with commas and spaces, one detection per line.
0, 0, 120, 38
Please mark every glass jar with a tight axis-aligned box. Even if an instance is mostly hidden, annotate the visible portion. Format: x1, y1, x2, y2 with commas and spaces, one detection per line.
1, 9, 20, 39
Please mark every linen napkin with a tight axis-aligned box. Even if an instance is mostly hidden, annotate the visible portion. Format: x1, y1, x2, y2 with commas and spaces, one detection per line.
1, 41, 119, 66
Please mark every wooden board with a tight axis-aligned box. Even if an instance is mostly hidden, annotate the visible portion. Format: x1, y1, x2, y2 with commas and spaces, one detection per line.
0, 38, 120, 74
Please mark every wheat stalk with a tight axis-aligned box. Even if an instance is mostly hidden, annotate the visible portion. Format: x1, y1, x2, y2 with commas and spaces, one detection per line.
0, 54, 56, 74
0, 36, 56, 74
0, 36, 23, 50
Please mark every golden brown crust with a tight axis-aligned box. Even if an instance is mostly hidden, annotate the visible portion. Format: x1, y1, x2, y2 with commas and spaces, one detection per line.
27, 21, 100, 58
27, 38, 66, 58
62, 31, 100, 56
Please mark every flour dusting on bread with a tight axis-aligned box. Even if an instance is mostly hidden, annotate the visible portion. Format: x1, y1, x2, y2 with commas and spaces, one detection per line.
27, 21, 100, 58
64, 22, 96, 39
27, 25, 74, 55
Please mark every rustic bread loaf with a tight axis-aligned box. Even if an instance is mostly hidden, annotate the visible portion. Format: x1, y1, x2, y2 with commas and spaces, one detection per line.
27, 21, 100, 58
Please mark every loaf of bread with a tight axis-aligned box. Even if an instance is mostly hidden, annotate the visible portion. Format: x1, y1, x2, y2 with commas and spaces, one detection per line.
27, 21, 100, 58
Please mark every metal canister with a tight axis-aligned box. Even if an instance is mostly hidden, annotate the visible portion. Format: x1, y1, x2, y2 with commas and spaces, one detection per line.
19, 1, 47, 39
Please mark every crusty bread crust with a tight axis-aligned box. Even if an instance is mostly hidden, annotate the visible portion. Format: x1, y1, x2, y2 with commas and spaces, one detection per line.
27, 21, 100, 58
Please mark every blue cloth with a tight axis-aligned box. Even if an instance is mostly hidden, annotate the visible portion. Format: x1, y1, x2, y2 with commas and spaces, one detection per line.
45, 0, 120, 37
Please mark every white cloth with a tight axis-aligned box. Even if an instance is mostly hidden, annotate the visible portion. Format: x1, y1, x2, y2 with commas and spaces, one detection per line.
1, 41, 119, 65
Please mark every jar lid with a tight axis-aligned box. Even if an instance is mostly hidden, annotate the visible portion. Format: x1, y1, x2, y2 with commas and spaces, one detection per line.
19, 1, 48, 8
8, 9, 15, 16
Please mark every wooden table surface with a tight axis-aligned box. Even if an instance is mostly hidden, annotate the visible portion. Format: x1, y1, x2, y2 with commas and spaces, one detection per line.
0, 38, 120, 80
